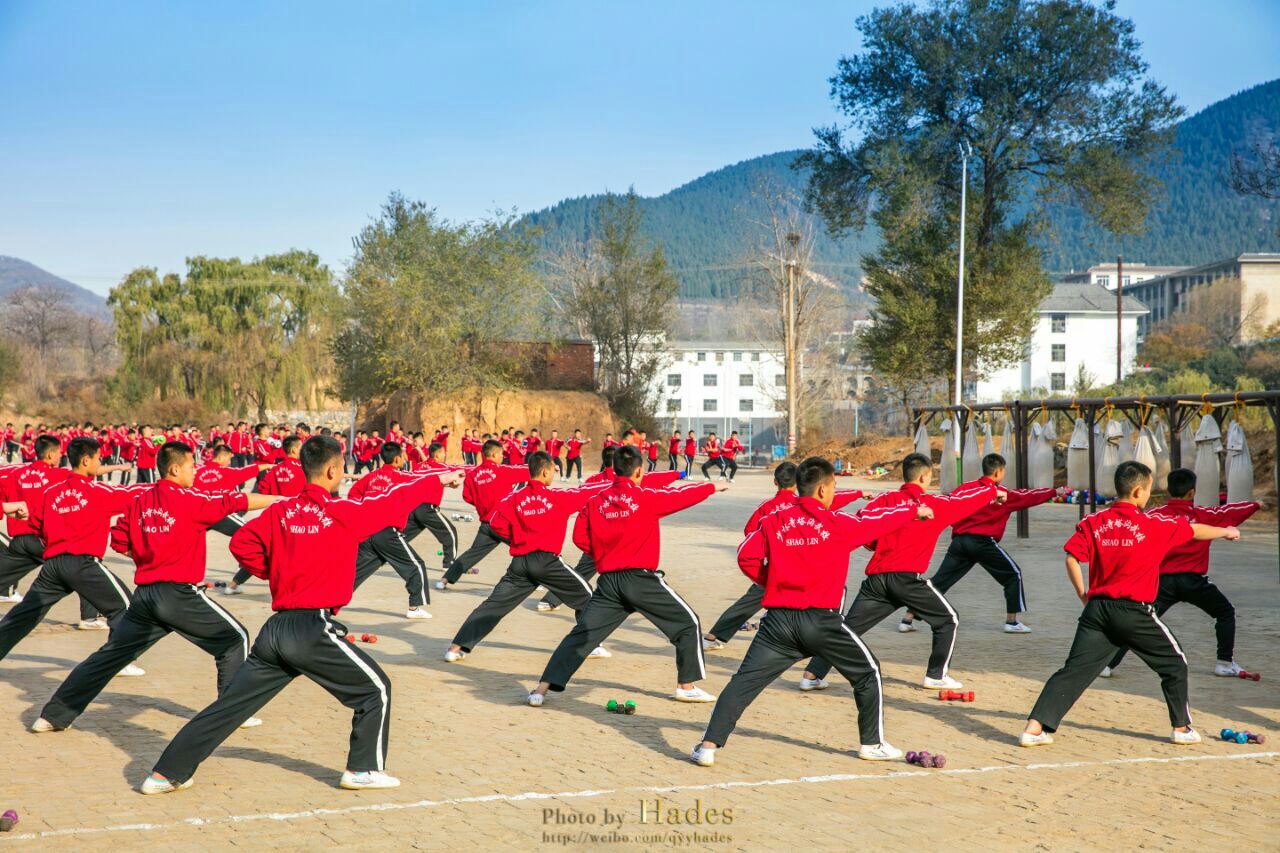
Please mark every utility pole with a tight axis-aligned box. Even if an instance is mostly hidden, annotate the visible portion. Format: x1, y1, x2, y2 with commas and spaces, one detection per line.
1115, 254, 1123, 383
954, 142, 971, 480
785, 231, 800, 455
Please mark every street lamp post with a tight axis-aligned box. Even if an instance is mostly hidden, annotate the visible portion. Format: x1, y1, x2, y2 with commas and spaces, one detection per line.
785, 231, 800, 455
954, 142, 971, 481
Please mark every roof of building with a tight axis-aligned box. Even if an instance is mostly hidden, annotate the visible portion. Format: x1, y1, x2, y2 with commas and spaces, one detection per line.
669, 340, 780, 352
1125, 253, 1280, 288
1058, 263, 1189, 283
1040, 282, 1148, 314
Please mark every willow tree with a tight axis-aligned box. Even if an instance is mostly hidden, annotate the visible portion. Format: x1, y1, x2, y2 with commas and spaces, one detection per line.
800, 0, 1183, 400
109, 251, 340, 420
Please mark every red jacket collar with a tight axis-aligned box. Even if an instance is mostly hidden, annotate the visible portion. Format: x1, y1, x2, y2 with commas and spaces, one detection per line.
902, 482, 925, 498
300, 483, 332, 502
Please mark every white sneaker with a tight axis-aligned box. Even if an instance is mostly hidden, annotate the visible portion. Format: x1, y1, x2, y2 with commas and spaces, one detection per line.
857, 742, 903, 761
799, 677, 830, 692
691, 744, 716, 767
239, 716, 263, 729
1019, 731, 1054, 748
922, 675, 963, 690
220, 584, 243, 596
116, 663, 146, 677
897, 620, 918, 633
527, 692, 545, 707
433, 580, 449, 591
701, 637, 725, 652
0, 592, 22, 604
30, 717, 59, 733
140, 774, 193, 795
339, 770, 401, 790
444, 649, 466, 663
674, 686, 716, 703
1099, 666, 1114, 678
587, 646, 612, 659
1171, 728, 1202, 745
536, 601, 559, 612
1003, 621, 1032, 634
1214, 661, 1244, 677
77, 618, 108, 631
405, 607, 433, 619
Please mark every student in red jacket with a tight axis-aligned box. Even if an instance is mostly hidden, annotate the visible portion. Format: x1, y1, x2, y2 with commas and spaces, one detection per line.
136, 426, 161, 484
700, 432, 724, 479
703, 461, 863, 651
564, 429, 589, 482
350, 442, 460, 619
402, 442, 463, 576
1102, 467, 1259, 680
720, 431, 744, 481
683, 430, 697, 476
802, 453, 998, 691
256, 436, 305, 497
445, 451, 611, 661
545, 430, 565, 479
692, 457, 932, 767
32, 442, 281, 733
667, 430, 682, 471
900, 453, 1057, 634
141, 435, 450, 795
1021, 461, 1240, 748
645, 433, 660, 472
435, 439, 531, 589
0, 437, 147, 663
526, 446, 727, 707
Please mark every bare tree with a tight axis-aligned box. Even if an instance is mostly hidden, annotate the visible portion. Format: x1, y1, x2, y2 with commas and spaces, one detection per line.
746, 184, 841, 450
3, 285, 73, 394
1228, 140, 1280, 201
1187, 276, 1266, 346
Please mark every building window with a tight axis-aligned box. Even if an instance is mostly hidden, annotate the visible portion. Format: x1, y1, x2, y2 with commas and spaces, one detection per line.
775, 374, 785, 386
703, 374, 717, 387
714, 352, 724, 363
740, 399, 754, 413
1050, 373, 1066, 391
739, 374, 753, 387
703, 399, 717, 412
1122, 275, 1131, 287
696, 352, 706, 362
666, 373, 681, 387
1097, 275, 1110, 288
1051, 314, 1066, 333
1051, 344, 1066, 362
751, 353, 760, 362
732, 351, 743, 362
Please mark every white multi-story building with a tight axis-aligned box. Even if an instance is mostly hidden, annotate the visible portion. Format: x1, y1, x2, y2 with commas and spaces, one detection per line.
1061, 261, 1187, 291
975, 282, 1148, 401
649, 340, 788, 452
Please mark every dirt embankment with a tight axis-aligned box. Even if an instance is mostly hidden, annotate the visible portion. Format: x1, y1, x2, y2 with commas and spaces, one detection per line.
385, 389, 620, 464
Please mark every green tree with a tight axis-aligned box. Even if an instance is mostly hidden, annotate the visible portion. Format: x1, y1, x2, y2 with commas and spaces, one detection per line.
549, 190, 678, 428
334, 193, 540, 401
109, 251, 340, 421
800, 0, 1183, 398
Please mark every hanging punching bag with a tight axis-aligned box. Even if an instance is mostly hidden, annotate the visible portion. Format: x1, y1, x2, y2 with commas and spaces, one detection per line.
1193, 415, 1223, 507
914, 421, 930, 461
1001, 415, 1017, 486
962, 419, 981, 483
1225, 419, 1254, 504
1067, 417, 1090, 490
939, 417, 957, 495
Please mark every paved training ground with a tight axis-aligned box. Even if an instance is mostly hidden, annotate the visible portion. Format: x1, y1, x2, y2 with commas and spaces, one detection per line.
1, 471, 1276, 851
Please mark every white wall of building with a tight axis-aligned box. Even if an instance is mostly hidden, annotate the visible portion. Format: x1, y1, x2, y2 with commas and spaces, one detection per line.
976, 311, 1143, 401
652, 343, 786, 421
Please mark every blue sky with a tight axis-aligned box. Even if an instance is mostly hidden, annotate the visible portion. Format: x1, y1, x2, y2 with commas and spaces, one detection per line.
2, 0, 1277, 295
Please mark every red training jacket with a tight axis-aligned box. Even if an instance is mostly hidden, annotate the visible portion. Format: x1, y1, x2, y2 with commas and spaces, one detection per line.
863, 480, 998, 575
571, 478, 714, 573
462, 459, 531, 522
952, 477, 1056, 541
37, 474, 148, 558
1149, 498, 1258, 576
111, 480, 247, 585
1064, 501, 1194, 601
489, 479, 609, 556
258, 458, 305, 497
194, 464, 259, 494
744, 488, 863, 535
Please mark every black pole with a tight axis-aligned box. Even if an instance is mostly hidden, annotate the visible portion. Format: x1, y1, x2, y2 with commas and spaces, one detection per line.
1015, 404, 1029, 539
1087, 404, 1098, 516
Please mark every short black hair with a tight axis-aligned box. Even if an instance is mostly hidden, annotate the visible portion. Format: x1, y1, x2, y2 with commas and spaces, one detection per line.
612, 445, 644, 478
281, 435, 302, 456
773, 461, 798, 489
528, 450, 554, 478
212, 444, 233, 460
902, 453, 931, 482
482, 439, 504, 458
427, 441, 443, 457
982, 453, 1006, 477
157, 441, 193, 478
67, 436, 100, 469
600, 445, 616, 468
34, 434, 61, 461
1115, 460, 1152, 496
380, 441, 403, 465
1167, 468, 1196, 499
300, 435, 343, 480
797, 457, 835, 497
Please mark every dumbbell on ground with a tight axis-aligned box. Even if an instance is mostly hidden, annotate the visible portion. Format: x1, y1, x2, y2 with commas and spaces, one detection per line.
938, 690, 975, 702
905, 750, 947, 768
1220, 728, 1266, 744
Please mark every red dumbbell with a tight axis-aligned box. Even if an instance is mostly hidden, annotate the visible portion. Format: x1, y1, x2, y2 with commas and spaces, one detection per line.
1238, 670, 1261, 682
344, 634, 356, 644
198, 581, 215, 589
938, 690, 975, 702
361, 633, 378, 644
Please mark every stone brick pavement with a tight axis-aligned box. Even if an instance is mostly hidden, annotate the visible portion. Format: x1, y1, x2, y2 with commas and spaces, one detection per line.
0, 470, 1275, 850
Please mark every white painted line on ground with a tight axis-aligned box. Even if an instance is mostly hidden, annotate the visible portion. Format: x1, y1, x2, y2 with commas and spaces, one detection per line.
6, 751, 1276, 840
